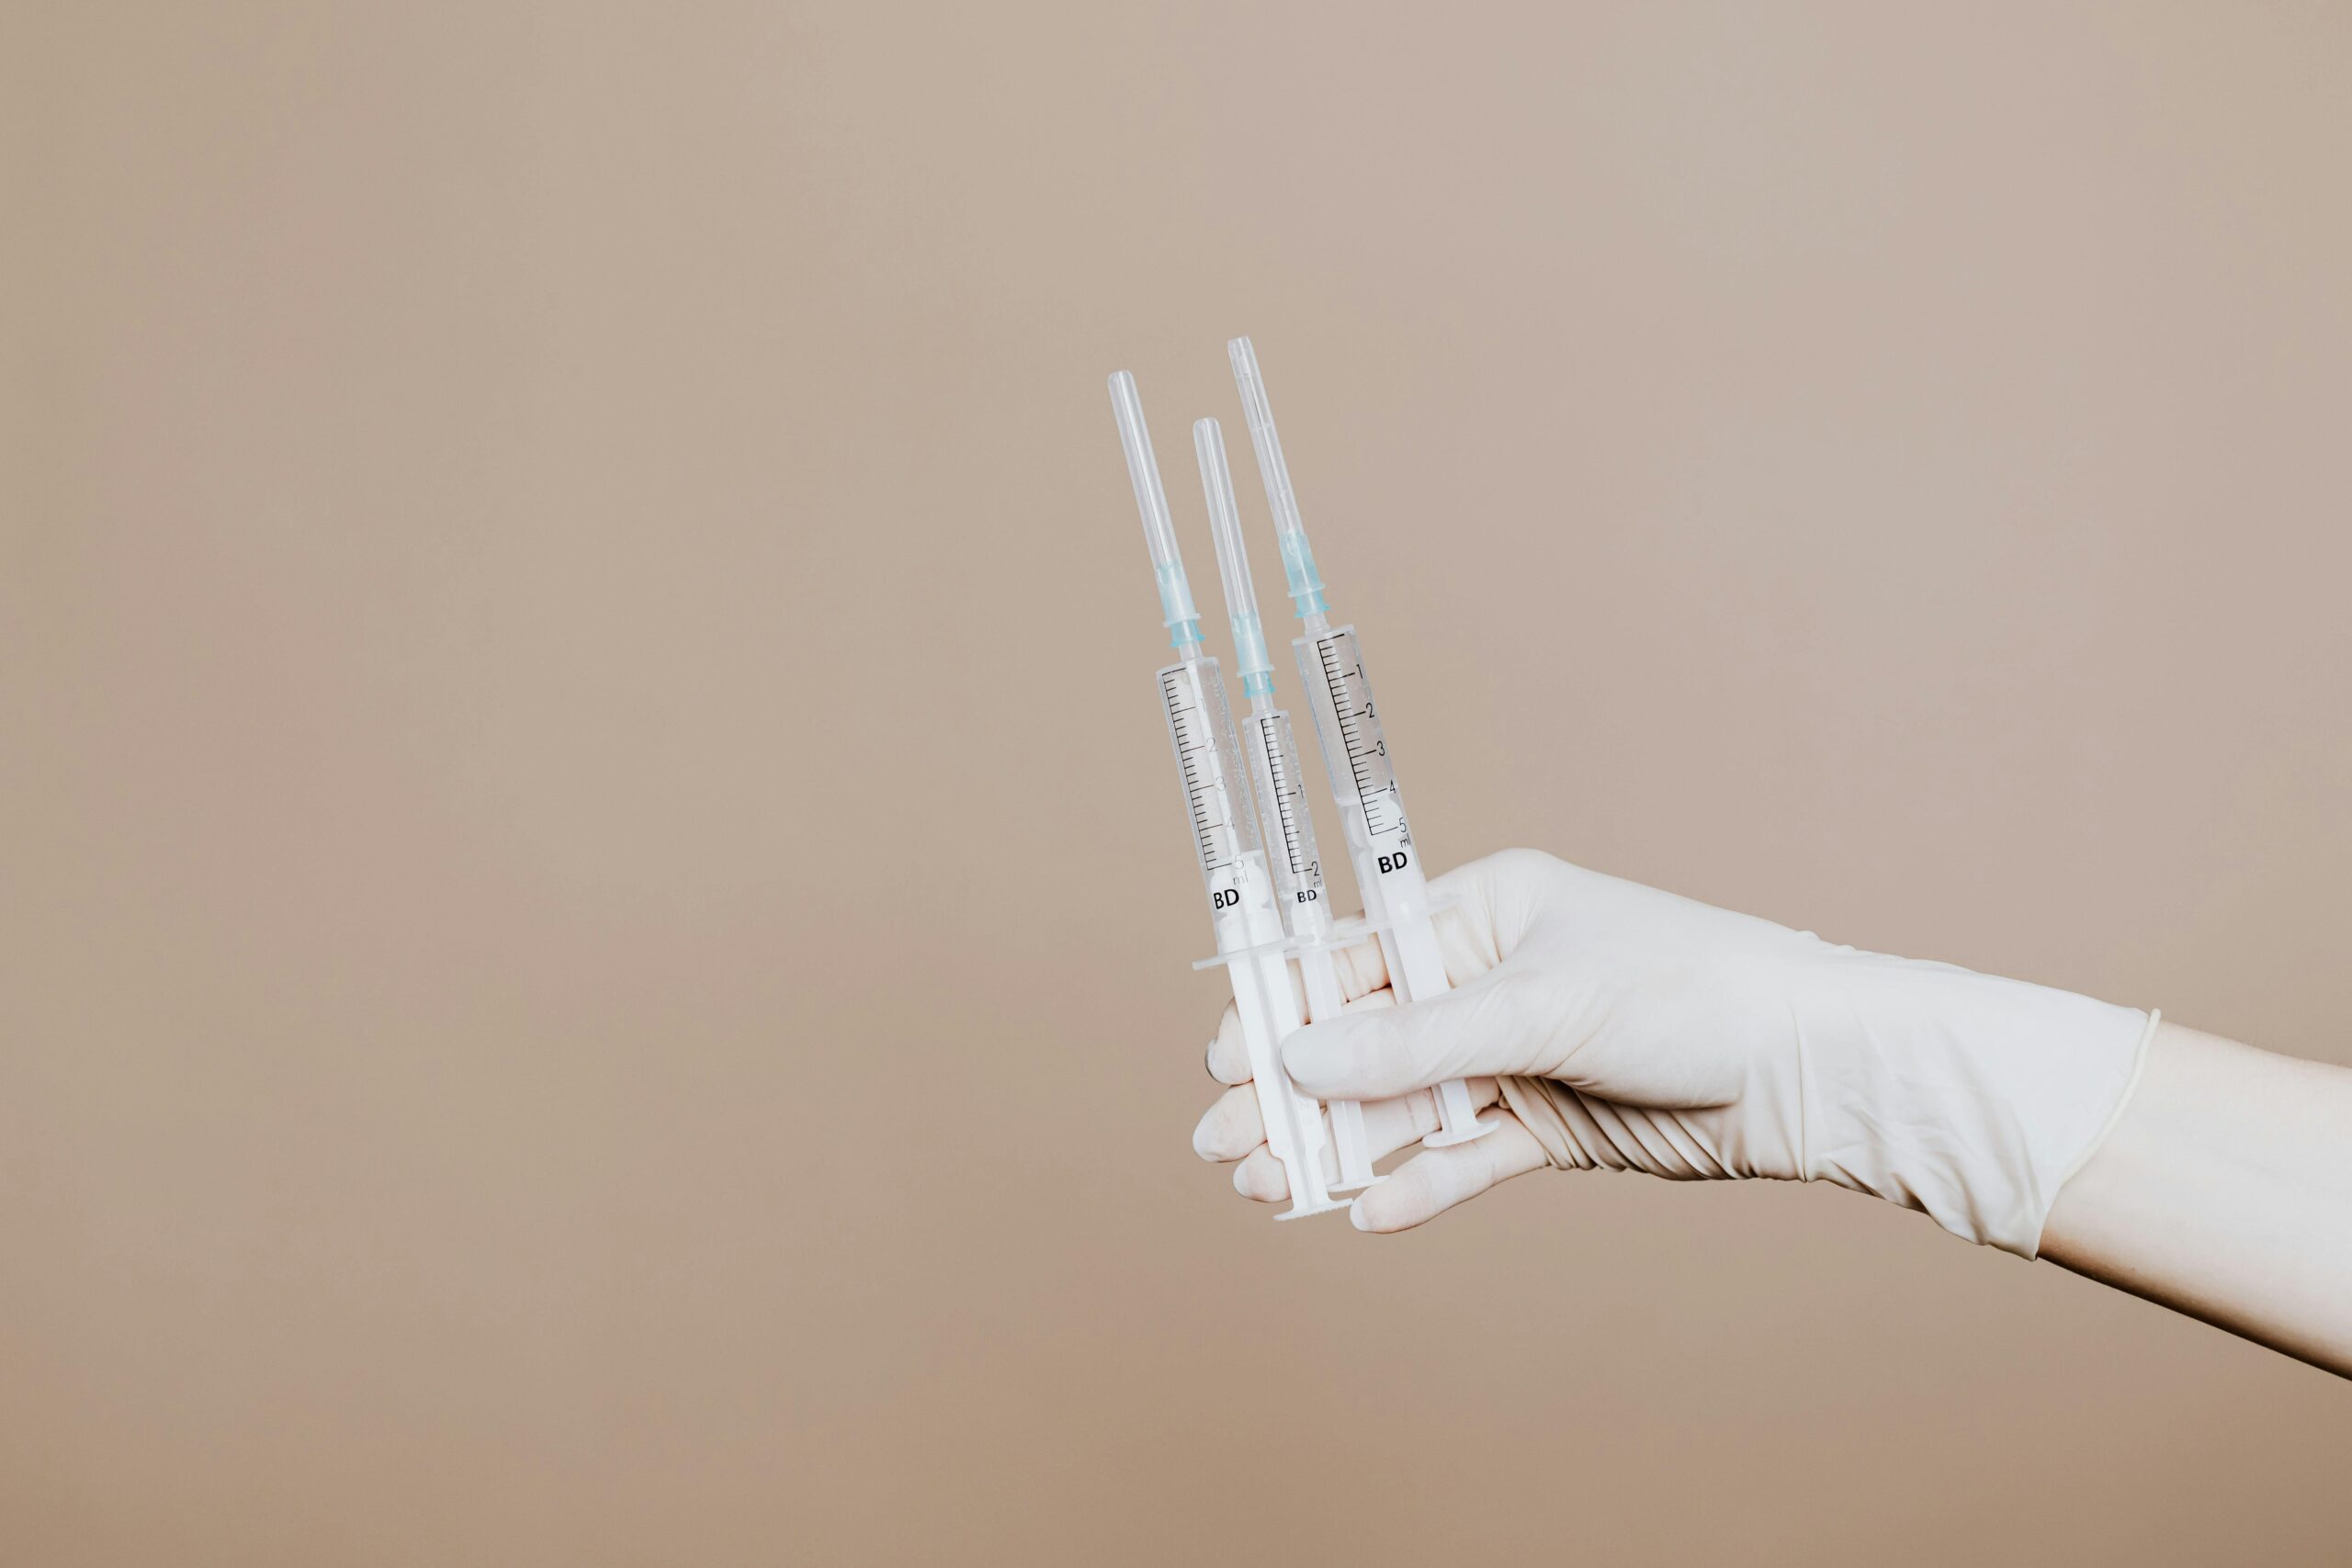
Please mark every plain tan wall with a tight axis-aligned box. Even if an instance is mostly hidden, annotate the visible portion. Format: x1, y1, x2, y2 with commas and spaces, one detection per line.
7, 3, 2350, 1563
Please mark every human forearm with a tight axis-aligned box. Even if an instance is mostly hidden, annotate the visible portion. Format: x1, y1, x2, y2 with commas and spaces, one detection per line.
2040, 1021, 2352, 1376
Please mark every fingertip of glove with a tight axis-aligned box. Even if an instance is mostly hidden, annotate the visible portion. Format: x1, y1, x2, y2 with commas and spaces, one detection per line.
1279, 1028, 1340, 1095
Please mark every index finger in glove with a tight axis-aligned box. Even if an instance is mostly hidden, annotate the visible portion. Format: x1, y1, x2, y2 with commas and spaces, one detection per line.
1207, 952, 1397, 1085
1283, 966, 1560, 1103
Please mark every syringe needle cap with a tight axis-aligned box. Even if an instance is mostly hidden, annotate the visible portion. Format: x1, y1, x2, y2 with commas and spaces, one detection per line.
1193, 418, 1272, 698
1222, 338, 1327, 618
1109, 370, 1201, 648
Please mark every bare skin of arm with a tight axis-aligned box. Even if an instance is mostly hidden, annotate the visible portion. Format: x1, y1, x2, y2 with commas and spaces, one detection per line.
2041, 1021, 2352, 1376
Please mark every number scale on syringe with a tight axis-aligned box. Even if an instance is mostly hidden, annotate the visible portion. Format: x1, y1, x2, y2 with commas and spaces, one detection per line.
1247, 709, 1322, 908
1161, 663, 1243, 894
1307, 626, 1416, 874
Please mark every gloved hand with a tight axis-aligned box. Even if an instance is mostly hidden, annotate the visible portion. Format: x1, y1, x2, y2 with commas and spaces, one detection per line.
1192, 849, 2156, 1256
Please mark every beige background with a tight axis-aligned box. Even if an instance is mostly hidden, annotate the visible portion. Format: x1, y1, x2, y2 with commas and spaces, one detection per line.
7, 3, 2351, 1563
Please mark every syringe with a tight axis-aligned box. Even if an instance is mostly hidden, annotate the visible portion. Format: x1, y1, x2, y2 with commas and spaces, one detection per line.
1110, 370, 1351, 1221
1193, 415, 1381, 1192
1227, 336, 1495, 1147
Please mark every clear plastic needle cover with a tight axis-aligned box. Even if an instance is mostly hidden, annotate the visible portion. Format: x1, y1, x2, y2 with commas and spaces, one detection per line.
1109, 370, 1201, 648
1192, 418, 1273, 699
1226, 336, 1327, 619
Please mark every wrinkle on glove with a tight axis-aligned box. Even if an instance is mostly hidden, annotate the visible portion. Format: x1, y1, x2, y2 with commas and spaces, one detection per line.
1498, 975, 2157, 1258
1304, 853, 2161, 1259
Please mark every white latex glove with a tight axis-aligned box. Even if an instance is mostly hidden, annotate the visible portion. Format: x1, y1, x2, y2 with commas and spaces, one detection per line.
1194, 849, 2155, 1255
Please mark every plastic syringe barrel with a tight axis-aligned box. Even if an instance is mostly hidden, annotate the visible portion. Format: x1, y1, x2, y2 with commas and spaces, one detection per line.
1111, 370, 1348, 1221
1223, 337, 1494, 1150
1195, 416, 1380, 1192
